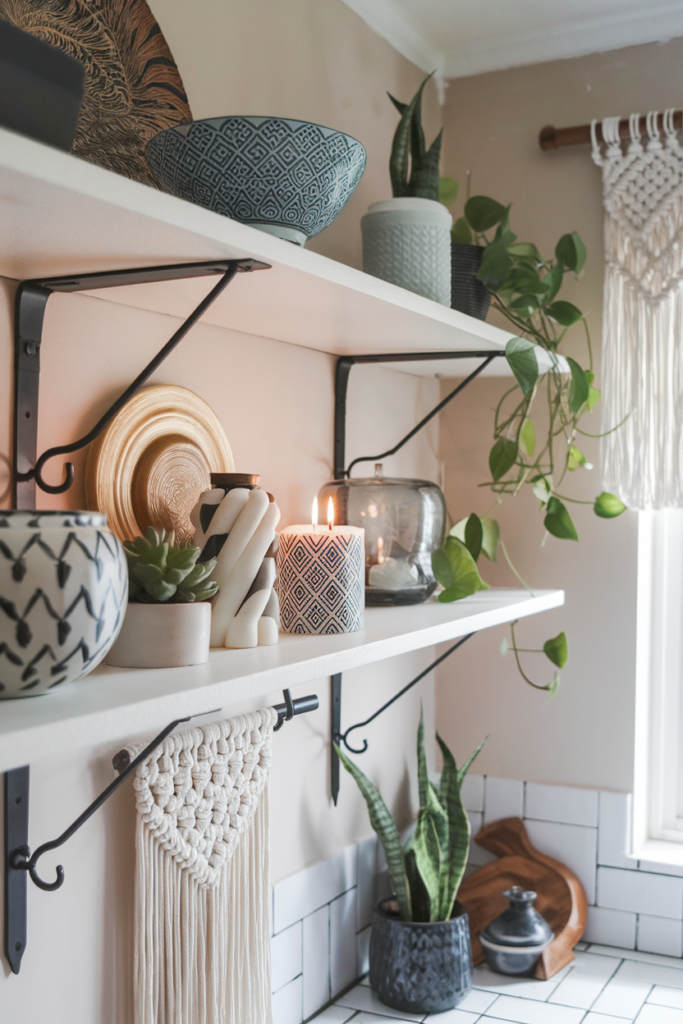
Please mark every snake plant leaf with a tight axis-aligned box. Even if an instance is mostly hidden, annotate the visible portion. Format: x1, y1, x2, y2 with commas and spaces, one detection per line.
388, 73, 432, 198
489, 437, 519, 481
464, 195, 507, 232
543, 631, 568, 668
404, 847, 430, 922
555, 231, 587, 275
388, 94, 408, 116
417, 708, 429, 809
413, 808, 443, 921
435, 733, 474, 920
477, 241, 514, 290
547, 300, 583, 327
520, 418, 536, 457
464, 513, 483, 562
506, 337, 539, 397
413, 128, 443, 200
428, 781, 449, 861
480, 516, 501, 562
439, 176, 459, 207
543, 260, 564, 303
567, 357, 590, 413
455, 737, 486, 791
433, 537, 489, 602
335, 744, 412, 920
594, 492, 627, 518
544, 496, 579, 540
451, 216, 474, 245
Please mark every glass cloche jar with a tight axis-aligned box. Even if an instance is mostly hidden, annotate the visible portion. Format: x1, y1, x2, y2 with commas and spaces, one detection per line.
318, 465, 446, 606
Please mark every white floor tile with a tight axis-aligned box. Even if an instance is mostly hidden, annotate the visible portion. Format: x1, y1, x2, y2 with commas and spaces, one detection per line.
358, 925, 371, 976
335, 984, 425, 1021
273, 847, 357, 933
597, 866, 683, 920
471, 963, 568, 1000
524, 819, 597, 903
457, 988, 498, 1013
638, 914, 683, 957
598, 792, 635, 870
525, 782, 598, 827
589, 975, 651, 1018
331, 889, 358, 996
574, 942, 589, 951
462, 774, 484, 812
581, 1015, 630, 1023
616, 957, 683, 990
352, 1013, 424, 1024
357, 836, 379, 931
424, 1010, 480, 1022
310, 1008, 356, 1023
272, 974, 303, 1024
649, 986, 683, 1009
482, 994, 585, 1022
548, 969, 611, 1008
484, 777, 524, 825
584, 906, 637, 948
272, 920, 302, 993
586, 943, 683, 967
303, 905, 330, 1019
570, 951, 622, 976
636, 1006, 683, 1023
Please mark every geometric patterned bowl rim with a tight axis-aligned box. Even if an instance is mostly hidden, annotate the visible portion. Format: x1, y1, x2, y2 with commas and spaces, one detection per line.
0, 510, 107, 528
158, 114, 365, 151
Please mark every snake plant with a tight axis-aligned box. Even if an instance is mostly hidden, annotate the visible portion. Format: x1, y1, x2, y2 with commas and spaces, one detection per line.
336, 712, 484, 922
388, 72, 443, 201
123, 527, 219, 604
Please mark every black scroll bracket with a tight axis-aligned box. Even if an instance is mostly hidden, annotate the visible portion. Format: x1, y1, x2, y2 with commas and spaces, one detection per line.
4, 688, 317, 974
13, 258, 270, 509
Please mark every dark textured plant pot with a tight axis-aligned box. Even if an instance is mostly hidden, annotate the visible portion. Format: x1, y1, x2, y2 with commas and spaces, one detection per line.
369, 898, 473, 1014
451, 243, 492, 320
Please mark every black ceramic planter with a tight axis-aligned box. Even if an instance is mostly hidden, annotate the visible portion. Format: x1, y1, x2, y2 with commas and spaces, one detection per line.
369, 898, 473, 1014
451, 243, 492, 321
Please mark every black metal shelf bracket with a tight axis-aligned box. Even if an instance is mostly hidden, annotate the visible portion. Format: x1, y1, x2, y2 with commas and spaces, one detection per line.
329, 635, 473, 804
13, 258, 270, 508
4, 687, 317, 973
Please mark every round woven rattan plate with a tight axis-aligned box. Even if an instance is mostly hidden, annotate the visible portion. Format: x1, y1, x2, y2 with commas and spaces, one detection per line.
85, 385, 234, 544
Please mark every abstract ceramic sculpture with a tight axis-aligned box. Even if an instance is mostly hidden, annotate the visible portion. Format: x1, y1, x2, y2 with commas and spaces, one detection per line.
190, 476, 280, 649
0, 510, 127, 697
146, 116, 366, 246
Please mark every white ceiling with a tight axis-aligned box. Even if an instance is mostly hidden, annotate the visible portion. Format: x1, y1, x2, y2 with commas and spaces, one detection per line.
341, 0, 683, 81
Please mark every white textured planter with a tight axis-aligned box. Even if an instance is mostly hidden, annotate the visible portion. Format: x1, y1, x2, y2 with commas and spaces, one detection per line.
361, 197, 452, 305
106, 602, 211, 668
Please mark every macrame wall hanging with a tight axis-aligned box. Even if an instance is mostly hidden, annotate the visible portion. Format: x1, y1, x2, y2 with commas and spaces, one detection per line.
592, 109, 683, 509
131, 709, 276, 1024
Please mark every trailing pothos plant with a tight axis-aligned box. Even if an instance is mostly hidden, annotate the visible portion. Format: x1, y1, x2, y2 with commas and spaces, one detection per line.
337, 711, 484, 922
432, 196, 627, 697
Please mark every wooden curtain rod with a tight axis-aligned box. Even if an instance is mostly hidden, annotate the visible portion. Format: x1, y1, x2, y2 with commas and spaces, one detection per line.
539, 110, 683, 151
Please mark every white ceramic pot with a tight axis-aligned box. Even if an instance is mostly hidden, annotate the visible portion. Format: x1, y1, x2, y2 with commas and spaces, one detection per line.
361, 197, 452, 305
106, 601, 211, 668
0, 510, 127, 698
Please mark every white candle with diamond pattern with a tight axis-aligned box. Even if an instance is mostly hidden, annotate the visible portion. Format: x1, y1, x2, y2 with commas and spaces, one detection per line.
276, 498, 364, 634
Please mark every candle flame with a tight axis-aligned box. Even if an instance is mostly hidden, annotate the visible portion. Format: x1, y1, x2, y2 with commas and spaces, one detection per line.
312, 496, 318, 531
377, 537, 384, 564
327, 497, 335, 530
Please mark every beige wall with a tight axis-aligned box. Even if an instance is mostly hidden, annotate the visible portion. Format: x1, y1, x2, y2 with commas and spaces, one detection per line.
435, 38, 683, 791
0, 1, 441, 1017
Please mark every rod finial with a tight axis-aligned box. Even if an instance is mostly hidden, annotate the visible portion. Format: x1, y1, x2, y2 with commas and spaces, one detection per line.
539, 125, 557, 151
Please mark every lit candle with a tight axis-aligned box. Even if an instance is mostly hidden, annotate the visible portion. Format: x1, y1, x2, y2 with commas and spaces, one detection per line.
276, 497, 364, 634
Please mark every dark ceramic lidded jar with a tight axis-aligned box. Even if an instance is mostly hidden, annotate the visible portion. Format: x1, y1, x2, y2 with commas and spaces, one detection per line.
318, 466, 446, 606
370, 897, 472, 1014
480, 886, 554, 976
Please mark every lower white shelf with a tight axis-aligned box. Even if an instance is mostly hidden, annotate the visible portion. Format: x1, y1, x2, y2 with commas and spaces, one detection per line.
0, 588, 563, 772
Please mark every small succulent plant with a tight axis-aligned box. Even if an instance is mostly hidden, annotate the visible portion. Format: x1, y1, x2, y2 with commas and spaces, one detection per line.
123, 527, 218, 604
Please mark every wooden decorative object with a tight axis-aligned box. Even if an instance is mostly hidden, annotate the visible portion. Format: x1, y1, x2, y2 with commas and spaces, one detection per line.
0, 0, 192, 186
458, 817, 587, 980
85, 385, 234, 544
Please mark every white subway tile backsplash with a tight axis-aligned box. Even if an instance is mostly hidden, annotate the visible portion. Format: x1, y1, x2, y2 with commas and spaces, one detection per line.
583, 906, 637, 949
302, 906, 330, 1020
271, 921, 302, 993
273, 846, 356, 934
356, 836, 378, 931
598, 792, 635, 870
524, 819, 597, 903
525, 782, 598, 827
357, 925, 371, 975
587, 943, 683, 967
484, 776, 524, 824
638, 914, 683, 957
467, 807, 497, 867
598, 866, 683, 919
461, 773, 484, 812
330, 889, 357, 997
272, 974, 303, 1024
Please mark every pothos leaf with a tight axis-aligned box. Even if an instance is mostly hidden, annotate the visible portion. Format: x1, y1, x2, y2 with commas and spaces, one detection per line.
547, 301, 583, 327
532, 474, 552, 504
594, 492, 627, 518
555, 231, 587, 274
567, 357, 589, 413
439, 176, 459, 207
520, 418, 536, 457
480, 517, 500, 562
489, 437, 519, 481
433, 537, 489, 602
464, 513, 483, 562
544, 496, 579, 540
543, 631, 568, 668
464, 195, 507, 232
451, 217, 474, 245
505, 337, 539, 397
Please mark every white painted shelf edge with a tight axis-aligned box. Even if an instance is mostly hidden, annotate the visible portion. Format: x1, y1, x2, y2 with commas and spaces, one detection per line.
0, 588, 563, 772
0, 129, 566, 376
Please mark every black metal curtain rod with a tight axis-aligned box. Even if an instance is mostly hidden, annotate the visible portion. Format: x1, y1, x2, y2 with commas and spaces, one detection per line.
13, 258, 270, 501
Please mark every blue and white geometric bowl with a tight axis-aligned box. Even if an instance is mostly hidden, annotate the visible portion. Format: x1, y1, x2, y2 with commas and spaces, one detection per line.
146, 116, 366, 246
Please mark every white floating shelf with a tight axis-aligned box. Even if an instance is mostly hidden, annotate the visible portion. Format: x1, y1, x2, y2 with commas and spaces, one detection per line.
0, 588, 563, 772
0, 129, 565, 378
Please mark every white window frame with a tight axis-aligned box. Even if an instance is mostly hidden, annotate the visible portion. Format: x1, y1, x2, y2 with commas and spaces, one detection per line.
633, 509, 683, 864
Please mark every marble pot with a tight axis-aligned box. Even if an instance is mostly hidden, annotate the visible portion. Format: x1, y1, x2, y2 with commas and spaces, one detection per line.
0, 510, 127, 698
106, 601, 211, 668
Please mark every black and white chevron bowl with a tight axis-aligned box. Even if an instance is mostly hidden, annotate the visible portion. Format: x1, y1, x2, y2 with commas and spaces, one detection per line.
0, 510, 128, 698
